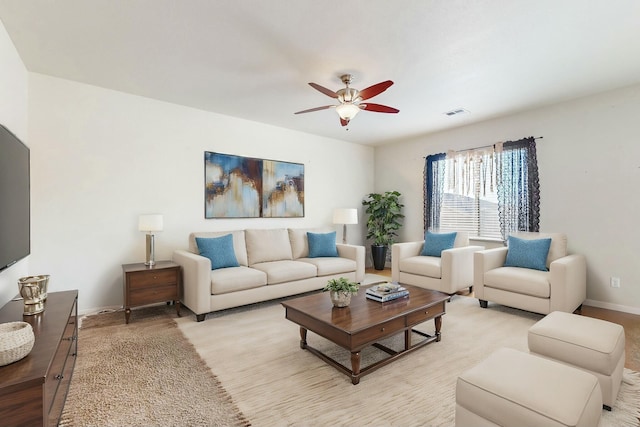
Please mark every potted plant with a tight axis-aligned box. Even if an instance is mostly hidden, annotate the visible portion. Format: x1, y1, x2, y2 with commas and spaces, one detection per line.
362, 191, 405, 270
323, 277, 359, 308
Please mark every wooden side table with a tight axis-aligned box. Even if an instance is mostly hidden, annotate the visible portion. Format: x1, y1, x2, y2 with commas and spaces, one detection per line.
122, 261, 181, 324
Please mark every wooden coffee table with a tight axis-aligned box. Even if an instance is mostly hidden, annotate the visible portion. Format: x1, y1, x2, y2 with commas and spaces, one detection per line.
282, 284, 449, 384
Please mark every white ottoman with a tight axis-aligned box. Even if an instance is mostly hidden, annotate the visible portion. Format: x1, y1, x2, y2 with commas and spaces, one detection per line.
528, 311, 625, 410
456, 347, 602, 427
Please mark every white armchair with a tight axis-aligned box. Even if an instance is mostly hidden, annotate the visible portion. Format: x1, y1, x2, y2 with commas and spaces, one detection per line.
474, 232, 586, 314
392, 232, 484, 294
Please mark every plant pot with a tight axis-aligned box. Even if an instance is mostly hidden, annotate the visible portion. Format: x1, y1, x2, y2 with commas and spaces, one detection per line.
371, 245, 387, 270
329, 290, 352, 308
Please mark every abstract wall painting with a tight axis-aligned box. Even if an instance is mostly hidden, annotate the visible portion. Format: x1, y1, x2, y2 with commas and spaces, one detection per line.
204, 152, 304, 218
262, 159, 305, 218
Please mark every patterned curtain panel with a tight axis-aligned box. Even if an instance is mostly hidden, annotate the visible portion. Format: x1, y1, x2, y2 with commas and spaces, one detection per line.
495, 137, 540, 240
424, 153, 446, 231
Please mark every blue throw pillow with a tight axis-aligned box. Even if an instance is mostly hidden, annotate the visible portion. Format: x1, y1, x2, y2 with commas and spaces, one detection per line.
421, 231, 457, 257
307, 231, 339, 258
195, 234, 240, 270
504, 236, 552, 271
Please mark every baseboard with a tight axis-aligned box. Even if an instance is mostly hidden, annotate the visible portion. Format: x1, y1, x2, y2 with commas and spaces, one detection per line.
79, 301, 178, 317
584, 299, 640, 315
78, 304, 122, 317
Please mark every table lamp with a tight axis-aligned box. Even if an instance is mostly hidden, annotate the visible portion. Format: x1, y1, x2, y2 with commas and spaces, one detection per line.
138, 214, 163, 266
332, 208, 358, 244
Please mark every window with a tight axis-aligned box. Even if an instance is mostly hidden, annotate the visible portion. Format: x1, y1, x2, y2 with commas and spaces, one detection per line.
439, 150, 501, 239
425, 137, 540, 241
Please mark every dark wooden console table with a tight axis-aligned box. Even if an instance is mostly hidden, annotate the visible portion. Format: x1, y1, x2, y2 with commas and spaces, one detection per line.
0, 290, 78, 427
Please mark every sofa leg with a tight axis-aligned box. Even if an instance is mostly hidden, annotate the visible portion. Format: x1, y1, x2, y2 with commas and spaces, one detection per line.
479, 299, 488, 309
469, 285, 473, 293
196, 313, 206, 322
573, 304, 583, 315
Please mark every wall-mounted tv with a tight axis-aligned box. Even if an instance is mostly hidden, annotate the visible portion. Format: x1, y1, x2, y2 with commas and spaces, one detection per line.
0, 124, 30, 272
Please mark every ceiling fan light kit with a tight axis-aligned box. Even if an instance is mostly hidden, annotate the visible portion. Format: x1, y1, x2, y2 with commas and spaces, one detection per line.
336, 103, 360, 121
295, 74, 399, 127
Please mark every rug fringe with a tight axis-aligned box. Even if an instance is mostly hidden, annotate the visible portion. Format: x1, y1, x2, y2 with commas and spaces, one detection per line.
617, 369, 640, 426
600, 369, 640, 427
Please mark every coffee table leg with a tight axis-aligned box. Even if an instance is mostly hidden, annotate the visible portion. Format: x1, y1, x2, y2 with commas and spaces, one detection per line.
350, 351, 361, 385
299, 327, 308, 349
435, 315, 442, 342
405, 329, 411, 350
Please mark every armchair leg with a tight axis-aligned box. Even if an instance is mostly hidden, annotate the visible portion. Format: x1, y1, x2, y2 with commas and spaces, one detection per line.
196, 313, 206, 322
469, 286, 473, 293
573, 304, 583, 315
479, 299, 488, 309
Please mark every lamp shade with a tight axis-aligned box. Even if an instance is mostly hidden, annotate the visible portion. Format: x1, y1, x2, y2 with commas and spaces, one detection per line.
335, 103, 360, 121
333, 208, 358, 225
138, 214, 163, 232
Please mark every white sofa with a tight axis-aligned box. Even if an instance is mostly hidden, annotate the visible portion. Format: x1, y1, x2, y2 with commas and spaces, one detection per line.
173, 228, 365, 321
474, 232, 586, 314
391, 232, 484, 294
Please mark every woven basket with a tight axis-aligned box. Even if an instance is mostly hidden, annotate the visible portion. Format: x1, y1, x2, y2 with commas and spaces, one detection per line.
0, 321, 35, 366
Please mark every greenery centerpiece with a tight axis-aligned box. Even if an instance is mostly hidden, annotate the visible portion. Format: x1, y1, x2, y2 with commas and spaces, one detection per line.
362, 190, 405, 270
323, 277, 359, 308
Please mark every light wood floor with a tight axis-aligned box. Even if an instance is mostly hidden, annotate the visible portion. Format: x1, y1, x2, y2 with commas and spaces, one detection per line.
368, 268, 640, 371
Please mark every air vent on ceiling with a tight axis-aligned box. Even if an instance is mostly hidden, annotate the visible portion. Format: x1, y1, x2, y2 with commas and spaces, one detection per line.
444, 108, 469, 116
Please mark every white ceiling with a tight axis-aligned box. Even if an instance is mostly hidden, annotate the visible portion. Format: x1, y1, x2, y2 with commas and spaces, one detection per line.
1, 0, 640, 146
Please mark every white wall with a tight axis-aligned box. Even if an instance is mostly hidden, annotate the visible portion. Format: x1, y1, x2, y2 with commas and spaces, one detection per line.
0, 20, 29, 307
27, 74, 374, 313
375, 84, 640, 313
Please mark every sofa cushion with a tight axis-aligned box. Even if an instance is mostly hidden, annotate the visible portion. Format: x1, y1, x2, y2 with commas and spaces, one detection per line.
504, 235, 551, 271
484, 266, 550, 298
421, 231, 457, 257
245, 228, 293, 266
210, 266, 267, 295
195, 234, 240, 270
250, 260, 317, 285
399, 256, 442, 279
511, 232, 567, 268
190, 230, 248, 266
298, 257, 357, 277
307, 231, 339, 257
288, 227, 332, 259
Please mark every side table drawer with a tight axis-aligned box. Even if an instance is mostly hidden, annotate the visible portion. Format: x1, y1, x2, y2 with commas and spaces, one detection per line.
129, 285, 177, 306
406, 301, 445, 326
128, 269, 178, 289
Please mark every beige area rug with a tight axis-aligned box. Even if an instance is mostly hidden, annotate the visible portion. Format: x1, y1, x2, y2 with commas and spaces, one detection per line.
177, 277, 640, 427
59, 306, 250, 427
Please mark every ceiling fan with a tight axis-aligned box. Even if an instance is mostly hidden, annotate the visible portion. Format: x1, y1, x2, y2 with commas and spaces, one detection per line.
294, 74, 399, 127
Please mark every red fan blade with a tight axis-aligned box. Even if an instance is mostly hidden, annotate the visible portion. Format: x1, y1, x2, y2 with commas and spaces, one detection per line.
340, 117, 349, 127
308, 82, 338, 98
360, 103, 399, 114
294, 105, 334, 114
358, 80, 393, 101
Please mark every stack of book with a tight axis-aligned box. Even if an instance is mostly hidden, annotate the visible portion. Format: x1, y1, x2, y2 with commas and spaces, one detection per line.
366, 282, 409, 303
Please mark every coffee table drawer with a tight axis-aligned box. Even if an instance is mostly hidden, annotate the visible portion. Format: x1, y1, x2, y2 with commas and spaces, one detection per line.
352, 317, 405, 348
407, 301, 445, 326
406, 301, 445, 326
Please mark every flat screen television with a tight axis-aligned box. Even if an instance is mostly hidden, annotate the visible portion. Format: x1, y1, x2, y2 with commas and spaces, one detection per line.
0, 124, 30, 272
